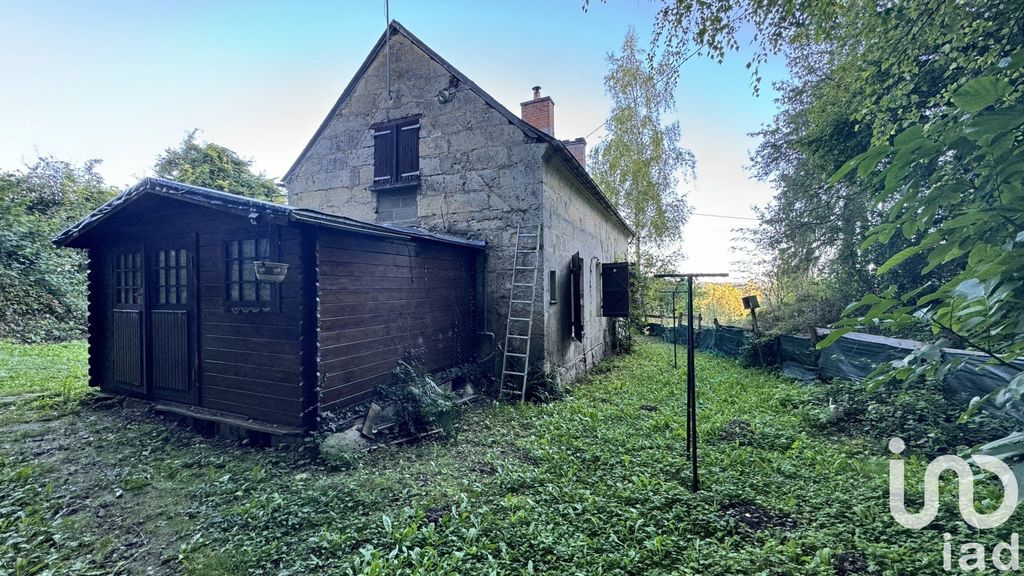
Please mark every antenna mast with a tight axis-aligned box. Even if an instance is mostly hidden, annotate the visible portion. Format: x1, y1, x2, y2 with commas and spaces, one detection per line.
385, 0, 392, 101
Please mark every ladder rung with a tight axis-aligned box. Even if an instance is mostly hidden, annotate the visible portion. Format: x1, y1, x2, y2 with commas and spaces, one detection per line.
518, 233, 538, 237
514, 266, 535, 270
511, 299, 533, 304
508, 335, 530, 339
505, 353, 527, 358
512, 283, 533, 287
509, 317, 531, 321
504, 371, 526, 376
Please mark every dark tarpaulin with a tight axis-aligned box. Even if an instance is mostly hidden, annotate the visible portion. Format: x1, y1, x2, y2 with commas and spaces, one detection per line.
777, 334, 819, 382
659, 325, 750, 358
653, 324, 1022, 422
816, 331, 919, 381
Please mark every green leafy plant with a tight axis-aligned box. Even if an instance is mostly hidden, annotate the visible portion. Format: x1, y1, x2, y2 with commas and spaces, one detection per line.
816, 377, 1012, 455
377, 351, 459, 437
821, 56, 1024, 425
0, 158, 115, 342
525, 370, 568, 403
3, 337, 1019, 574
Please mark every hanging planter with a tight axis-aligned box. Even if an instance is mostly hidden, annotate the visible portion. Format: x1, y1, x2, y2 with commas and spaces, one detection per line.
254, 261, 289, 283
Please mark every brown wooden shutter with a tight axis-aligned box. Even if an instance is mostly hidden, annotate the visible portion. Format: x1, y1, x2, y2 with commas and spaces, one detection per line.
397, 121, 420, 181
601, 262, 630, 317
373, 126, 394, 183
570, 252, 584, 341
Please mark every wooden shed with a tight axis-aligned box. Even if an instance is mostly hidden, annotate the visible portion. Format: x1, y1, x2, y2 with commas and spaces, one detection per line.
55, 178, 484, 433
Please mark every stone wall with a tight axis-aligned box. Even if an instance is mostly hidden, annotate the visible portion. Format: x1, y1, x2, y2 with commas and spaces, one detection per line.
284, 31, 549, 374
541, 155, 631, 382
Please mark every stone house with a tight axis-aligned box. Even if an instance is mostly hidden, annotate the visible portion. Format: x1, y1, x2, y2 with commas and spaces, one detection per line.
284, 21, 632, 384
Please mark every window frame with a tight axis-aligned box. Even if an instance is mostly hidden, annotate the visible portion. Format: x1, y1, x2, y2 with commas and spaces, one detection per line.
113, 250, 143, 306
153, 247, 190, 306
369, 115, 421, 191
223, 230, 280, 313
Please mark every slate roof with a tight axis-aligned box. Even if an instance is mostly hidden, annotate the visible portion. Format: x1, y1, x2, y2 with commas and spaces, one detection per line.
282, 20, 633, 236
54, 177, 486, 250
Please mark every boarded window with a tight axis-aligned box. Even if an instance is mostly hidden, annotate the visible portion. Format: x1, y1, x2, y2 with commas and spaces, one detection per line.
372, 117, 420, 188
226, 239, 271, 306
156, 248, 189, 305
114, 251, 142, 305
376, 187, 418, 224
569, 252, 584, 341
601, 262, 630, 318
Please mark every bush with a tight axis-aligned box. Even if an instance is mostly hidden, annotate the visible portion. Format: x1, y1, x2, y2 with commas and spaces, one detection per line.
737, 335, 778, 368
0, 158, 115, 343
377, 352, 459, 437
525, 370, 567, 403
816, 377, 1011, 456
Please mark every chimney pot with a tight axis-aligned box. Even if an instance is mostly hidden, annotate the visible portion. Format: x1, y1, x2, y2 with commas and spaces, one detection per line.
532, 85, 542, 99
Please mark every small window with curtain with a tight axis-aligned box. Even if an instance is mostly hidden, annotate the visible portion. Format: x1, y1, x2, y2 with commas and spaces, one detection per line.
370, 116, 420, 190
225, 238, 272, 311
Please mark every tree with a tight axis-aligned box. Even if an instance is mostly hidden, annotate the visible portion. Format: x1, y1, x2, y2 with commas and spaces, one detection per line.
0, 158, 116, 342
647, 0, 1024, 439
154, 131, 283, 203
694, 281, 760, 327
589, 29, 694, 272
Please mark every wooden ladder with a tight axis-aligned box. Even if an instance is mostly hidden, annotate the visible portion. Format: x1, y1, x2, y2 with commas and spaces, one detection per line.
500, 224, 541, 402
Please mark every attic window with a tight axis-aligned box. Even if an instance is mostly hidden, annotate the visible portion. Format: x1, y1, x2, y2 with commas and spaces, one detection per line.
370, 116, 420, 190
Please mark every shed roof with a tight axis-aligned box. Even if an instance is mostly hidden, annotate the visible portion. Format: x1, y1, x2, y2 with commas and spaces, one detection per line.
54, 177, 486, 250
282, 20, 634, 236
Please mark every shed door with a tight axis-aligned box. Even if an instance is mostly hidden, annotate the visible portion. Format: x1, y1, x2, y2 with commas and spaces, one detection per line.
148, 242, 196, 403
109, 248, 145, 392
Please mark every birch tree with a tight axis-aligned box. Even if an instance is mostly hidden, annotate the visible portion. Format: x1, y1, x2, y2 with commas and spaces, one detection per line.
589, 29, 694, 272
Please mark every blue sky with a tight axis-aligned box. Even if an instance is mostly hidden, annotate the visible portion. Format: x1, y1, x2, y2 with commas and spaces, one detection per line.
0, 0, 786, 277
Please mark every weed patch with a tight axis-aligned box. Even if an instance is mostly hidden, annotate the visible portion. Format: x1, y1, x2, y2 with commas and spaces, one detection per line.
0, 338, 1016, 574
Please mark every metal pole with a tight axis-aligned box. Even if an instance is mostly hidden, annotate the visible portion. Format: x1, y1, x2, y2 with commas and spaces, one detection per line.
687, 275, 698, 492
672, 290, 678, 370
653, 272, 726, 494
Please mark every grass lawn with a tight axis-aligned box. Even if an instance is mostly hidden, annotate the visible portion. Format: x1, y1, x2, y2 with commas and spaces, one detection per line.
0, 340, 88, 399
0, 338, 1014, 575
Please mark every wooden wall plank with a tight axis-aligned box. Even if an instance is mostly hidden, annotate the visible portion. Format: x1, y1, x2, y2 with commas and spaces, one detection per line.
316, 231, 478, 413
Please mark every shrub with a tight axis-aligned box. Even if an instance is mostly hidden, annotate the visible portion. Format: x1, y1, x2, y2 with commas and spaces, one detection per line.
0, 158, 115, 343
377, 351, 458, 437
525, 370, 567, 403
816, 377, 1011, 455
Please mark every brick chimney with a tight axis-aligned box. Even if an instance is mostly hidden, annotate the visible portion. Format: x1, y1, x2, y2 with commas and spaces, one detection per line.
562, 137, 586, 167
520, 85, 554, 136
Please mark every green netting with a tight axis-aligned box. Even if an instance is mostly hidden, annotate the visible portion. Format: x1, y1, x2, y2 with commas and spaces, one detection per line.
659, 325, 751, 357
